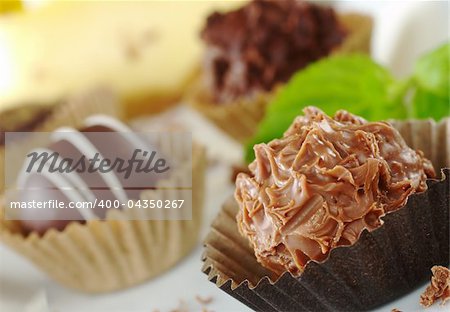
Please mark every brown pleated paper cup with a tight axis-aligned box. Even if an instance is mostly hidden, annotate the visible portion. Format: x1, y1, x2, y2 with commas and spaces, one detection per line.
202, 118, 450, 311
0, 93, 206, 293
188, 13, 373, 142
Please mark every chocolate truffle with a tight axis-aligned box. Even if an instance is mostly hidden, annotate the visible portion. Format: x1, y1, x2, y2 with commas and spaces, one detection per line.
235, 107, 436, 275
201, 0, 347, 103
17, 115, 163, 234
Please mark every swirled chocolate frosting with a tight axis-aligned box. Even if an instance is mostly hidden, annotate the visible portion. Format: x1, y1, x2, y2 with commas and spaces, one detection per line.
201, 0, 347, 103
235, 107, 436, 275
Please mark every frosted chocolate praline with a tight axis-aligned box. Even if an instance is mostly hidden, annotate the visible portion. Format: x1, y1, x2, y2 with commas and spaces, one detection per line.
18, 115, 159, 234
201, 0, 347, 103
235, 107, 436, 275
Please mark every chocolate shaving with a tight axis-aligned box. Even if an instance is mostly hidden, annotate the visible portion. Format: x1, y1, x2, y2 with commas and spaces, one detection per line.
169, 299, 188, 312
195, 295, 213, 305
420, 266, 450, 307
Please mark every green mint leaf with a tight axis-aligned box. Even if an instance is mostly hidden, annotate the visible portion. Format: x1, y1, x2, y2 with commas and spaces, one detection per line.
408, 43, 450, 120
411, 88, 449, 120
413, 42, 449, 99
245, 54, 406, 163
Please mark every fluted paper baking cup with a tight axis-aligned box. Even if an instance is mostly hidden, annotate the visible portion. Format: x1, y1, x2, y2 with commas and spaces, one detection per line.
188, 13, 373, 142
202, 118, 450, 311
0, 91, 206, 293
0, 144, 205, 293
0, 88, 122, 193
389, 118, 450, 178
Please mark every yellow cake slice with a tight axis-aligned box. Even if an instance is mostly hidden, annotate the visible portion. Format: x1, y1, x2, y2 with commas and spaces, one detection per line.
0, 0, 243, 118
